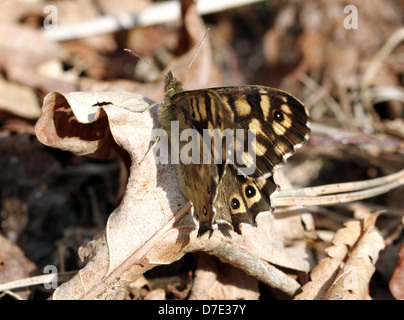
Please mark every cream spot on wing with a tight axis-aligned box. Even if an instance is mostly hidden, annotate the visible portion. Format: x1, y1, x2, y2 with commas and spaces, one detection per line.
282, 113, 292, 128
281, 104, 292, 115
248, 118, 262, 131
235, 99, 252, 117
255, 178, 266, 190
255, 140, 267, 157
273, 122, 287, 135
273, 142, 288, 156
260, 94, 270, 121
242, 151, 256, 168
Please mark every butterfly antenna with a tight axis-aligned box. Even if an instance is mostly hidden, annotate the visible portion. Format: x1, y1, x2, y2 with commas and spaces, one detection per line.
124, 48, 167, 78
179, 28, 211, 82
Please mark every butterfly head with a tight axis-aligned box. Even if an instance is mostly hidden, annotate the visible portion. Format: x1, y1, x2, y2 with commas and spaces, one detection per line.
164, 71, 184, 100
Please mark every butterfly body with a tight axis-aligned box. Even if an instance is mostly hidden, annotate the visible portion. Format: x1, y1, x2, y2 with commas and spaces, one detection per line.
158, 71, 310, 236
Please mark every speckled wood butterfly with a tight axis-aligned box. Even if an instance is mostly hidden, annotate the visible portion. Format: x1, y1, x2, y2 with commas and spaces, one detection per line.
126, 35, 310, 237
159, 71, 310, 236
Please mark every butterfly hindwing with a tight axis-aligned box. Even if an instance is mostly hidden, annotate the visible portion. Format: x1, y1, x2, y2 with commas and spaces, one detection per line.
214, 165, 277, 235
177, 154, 219, 236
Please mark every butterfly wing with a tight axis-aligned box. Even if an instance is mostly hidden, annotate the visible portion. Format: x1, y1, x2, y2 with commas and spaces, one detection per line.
213, 165, 277, 235
170, 89, 235, 177
211, 86, 310, 179
160, 88, 235, 235
159, 79, 310, 236
177, 150, 220, 236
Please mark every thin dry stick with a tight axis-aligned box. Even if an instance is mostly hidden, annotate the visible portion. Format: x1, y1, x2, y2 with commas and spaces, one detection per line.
274, 168, 404, 207
43, 0, 264, 42
0, 271, 77, 292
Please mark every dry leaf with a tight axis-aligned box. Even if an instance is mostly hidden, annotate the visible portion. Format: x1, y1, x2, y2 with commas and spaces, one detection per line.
144, 288, 166, 300
0, 234, 37, 299
0, 76, 41, 119
189, 253, 259, 300
295, 213, 385, 300
0, 23, 73, 93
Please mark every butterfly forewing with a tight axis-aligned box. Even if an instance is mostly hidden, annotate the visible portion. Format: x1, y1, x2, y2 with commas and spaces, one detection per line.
212, 86, 310, 180
170, 89, 234, 178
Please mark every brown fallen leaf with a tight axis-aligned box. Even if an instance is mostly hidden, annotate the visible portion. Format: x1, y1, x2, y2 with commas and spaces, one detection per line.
0, 23, 74, 93
144, 288, 166, 300
295, 213, 385, 300
126, 276, 151, 300
0, 234, 37, 299
0, 76, 41, 119
189, 253, 259, 300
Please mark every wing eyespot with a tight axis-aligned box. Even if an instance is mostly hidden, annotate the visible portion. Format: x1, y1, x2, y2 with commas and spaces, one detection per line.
245, 185, 256, 198
230, 198, 240, 210
274, 110, 284, 122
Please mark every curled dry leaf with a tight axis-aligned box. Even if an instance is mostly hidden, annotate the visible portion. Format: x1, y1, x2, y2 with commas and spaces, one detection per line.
36, 90, 188, 300
295, 213, 385, 300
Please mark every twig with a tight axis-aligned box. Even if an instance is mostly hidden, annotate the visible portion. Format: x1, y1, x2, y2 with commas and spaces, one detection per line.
274, 168, 404, 207
0, 271, 77, 292
43, 0, 264, 42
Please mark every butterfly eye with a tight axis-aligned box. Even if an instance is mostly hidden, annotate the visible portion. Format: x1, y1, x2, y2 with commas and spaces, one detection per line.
245, 185, 256, 198
274, 110, 284, 122
230, 198, 240, 210
203, 206, 207, 216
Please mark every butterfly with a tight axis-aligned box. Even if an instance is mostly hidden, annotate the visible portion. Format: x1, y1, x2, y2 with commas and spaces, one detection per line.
158, 71, 310, 236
